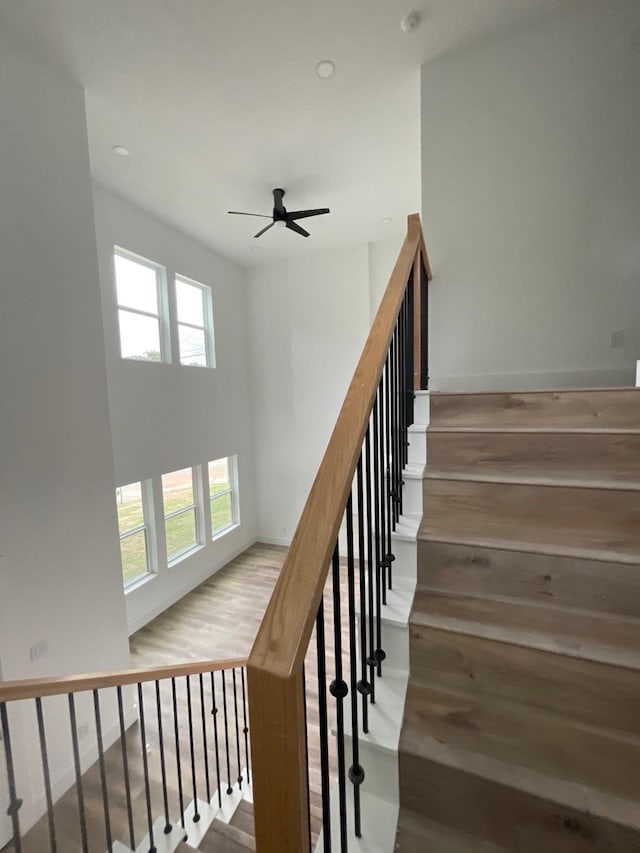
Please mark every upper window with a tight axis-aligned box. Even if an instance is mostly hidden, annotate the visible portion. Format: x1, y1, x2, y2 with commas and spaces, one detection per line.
208, 456, 238, 538
176, 275, 215, 367
115, 481, 153, 588
114, 249, 167, 362
162, 467, 200, 564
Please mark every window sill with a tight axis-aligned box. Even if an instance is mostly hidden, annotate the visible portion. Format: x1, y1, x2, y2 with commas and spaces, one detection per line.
212, 521, 240, 543
168, 542, 204, 568
124, 572, 157, 595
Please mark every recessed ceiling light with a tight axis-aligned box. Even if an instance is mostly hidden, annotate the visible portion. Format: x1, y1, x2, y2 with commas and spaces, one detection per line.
400, 11, 421, 33
112, 145, 130, 157
316, 60, 336, 79
382, 217, 393, 224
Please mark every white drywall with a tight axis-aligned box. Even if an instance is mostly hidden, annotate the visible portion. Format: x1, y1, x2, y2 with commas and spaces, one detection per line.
421, 0, 640, 391
248, 246, 375, 543
93, 187, 258, 634
0, 34, 130, 832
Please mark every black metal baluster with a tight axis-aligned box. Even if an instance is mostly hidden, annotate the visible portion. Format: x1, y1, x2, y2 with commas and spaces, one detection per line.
35, 698, 56, 853
346, 494, 364, 838
364, 426, 377, 705
171, 677, 187, 832
355, 456, 370, 733
117, 686, 136, 851
232, 669, 243, 789
406, 271, 415, 426
185, 676, 200, 822
1, 703, 22, 853
68, 694, 88, 853
137, 683, 156, 852
210, 672, 223, 808
421, 255, 429, 389
373, 392, 386, 678
384, 355, 395, 592
401, 293, 409, 467
155, 680, 172, 835
377, 379, 388, 608
394, 319, 403, 519
221, 670, 233, 795
199, 674, 212, 804
316, 599, 332, 852
302, 664, 312, 850
240, 669, 250, 786
390, 335, 398, 529
93, 690, 113, 852
330, 543, 348, 853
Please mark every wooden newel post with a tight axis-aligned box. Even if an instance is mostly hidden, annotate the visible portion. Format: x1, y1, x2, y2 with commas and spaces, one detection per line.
248, 665, 311, 853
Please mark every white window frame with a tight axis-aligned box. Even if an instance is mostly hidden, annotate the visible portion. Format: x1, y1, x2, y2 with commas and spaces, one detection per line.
208, 455, 239, 540
116, 480, 156, 590
175, 274, 216, 368
162, 466, 202, 565
114, 246, 170, 363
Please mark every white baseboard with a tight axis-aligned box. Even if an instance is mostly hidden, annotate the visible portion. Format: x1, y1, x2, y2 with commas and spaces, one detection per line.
430, 366, 636, 392
257, 535, 292, 547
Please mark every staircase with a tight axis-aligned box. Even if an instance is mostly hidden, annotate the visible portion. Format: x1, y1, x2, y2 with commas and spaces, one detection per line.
397, 388, 640, 851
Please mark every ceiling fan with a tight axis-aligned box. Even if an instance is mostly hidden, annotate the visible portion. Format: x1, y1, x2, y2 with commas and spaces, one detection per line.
228, 188, 330, 238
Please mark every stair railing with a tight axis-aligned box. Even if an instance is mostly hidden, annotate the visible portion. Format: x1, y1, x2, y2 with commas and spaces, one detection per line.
247, 213, 431, 852
0, 656, 250, 852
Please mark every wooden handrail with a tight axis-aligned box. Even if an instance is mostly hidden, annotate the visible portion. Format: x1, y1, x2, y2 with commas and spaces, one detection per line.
249, 215, 427, 680
0, 656, 247, 703
247, 213, 431, 853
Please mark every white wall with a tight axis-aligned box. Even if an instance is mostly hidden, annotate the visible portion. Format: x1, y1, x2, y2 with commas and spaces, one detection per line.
421, 0, 640, 390
248, 241, 401, 544
0, 34, 130, 832
93, 187, 257, 633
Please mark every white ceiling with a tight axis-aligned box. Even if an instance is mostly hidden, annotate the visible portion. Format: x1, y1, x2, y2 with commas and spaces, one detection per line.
1, 0, 578, 266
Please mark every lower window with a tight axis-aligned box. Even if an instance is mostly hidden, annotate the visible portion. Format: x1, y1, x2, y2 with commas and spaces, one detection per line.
116, 481, 153, 587
162, 467, 199, 563
208, 456, 238, 537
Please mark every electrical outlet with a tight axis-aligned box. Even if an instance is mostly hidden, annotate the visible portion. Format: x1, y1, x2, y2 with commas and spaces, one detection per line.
29, 639, 49, 663
611, 329, 625, 349
78, 723, 90, 740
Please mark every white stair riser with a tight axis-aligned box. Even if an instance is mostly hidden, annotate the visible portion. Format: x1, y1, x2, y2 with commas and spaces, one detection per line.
408, 429, 427, 466
343, 734, 400, 805
414, 392, 430, 427
401, 475, 423, 516
389, 536, 417, 582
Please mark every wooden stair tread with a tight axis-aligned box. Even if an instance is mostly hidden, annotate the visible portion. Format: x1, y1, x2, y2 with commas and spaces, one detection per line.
409, 622, 640, 736
412, 589, 640, 669
420, 477, 640, 565
198, 817, 256, 852
400, 681, 640, 828
424, 466, 640, 490
428, 426, 640, 434
418, 540, 640, 620
421, 529, 640, 566
429, 389, 640, 430
395, 807, 509, 852
229, 798, 255, 836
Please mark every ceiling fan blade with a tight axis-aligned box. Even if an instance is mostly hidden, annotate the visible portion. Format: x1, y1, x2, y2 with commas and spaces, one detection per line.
286, 220, 310, 238
286, 208, 330, 221
228, 211, 272, 218
272, 188, 286, 217
254, 222, 275, 238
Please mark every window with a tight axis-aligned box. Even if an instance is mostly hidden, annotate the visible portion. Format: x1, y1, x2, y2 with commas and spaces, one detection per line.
208, 456, 238, 538
162, 467, 199, 563
115, 481, 153, 587
114, 249, 167, 362
176, 275, 215, 367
